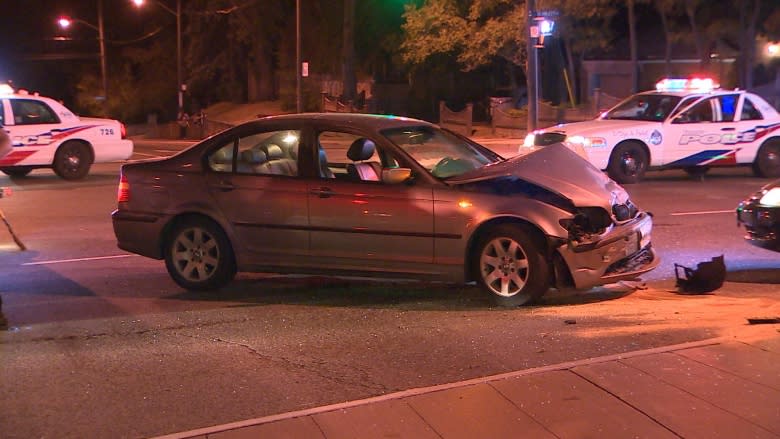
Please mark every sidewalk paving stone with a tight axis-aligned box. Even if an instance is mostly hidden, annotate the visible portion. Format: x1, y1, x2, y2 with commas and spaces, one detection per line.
491, 369, 677, 439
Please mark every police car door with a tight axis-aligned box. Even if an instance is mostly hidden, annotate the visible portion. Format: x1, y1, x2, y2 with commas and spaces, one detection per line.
0, 98, 62, 167
663, 94, 741, 168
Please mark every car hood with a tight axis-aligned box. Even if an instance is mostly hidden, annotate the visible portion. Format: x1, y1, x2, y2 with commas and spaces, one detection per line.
449, 143, 628, 208
541, 119, 659, 136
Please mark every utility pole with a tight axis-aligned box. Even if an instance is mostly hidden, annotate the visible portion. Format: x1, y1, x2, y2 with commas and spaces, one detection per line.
98, 0, 108, 115
527, 0, 538, 131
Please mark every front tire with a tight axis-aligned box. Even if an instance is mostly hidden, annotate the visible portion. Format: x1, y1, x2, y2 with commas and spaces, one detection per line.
0, 167, 33, 177
753, 139, 780, 178
607, 142, 648, 184
474, 224, 549, 307
164, 217, 236, 290
53, 141, 92, 180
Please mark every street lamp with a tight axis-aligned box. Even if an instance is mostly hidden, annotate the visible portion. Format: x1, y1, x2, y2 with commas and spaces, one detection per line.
132, 0, 183, 116
58, 0, 108, 114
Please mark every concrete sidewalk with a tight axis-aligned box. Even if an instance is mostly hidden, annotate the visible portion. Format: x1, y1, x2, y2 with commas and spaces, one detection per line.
156, 330, 780, 439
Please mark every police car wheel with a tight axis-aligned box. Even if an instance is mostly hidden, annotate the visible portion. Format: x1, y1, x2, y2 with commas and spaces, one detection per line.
607, 142, 648, 184
53, 141, 93, 180
753, 140, 780, 178
0, 167, 33, 177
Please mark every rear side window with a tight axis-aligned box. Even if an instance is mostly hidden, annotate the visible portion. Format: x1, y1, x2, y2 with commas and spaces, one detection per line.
10, 99, 59, 125
207, 130, 301, 176
741, 98, 763, 121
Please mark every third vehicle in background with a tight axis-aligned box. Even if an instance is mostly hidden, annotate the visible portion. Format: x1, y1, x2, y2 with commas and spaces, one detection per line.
0, 84, 133, 180
737, 179, 780, 252
523, 78, 780, 184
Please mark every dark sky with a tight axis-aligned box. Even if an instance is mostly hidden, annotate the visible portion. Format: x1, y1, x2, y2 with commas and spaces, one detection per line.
0, 0, 165, 100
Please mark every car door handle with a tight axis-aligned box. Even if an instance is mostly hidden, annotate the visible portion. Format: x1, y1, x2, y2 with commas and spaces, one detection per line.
311, 187, 333, 198
720, 127, 735, 131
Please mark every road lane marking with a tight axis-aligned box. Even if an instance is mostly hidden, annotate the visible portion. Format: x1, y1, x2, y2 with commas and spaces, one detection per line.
670, 209, 734, 216
22, 254, 139, 266
133, 152, 167, 158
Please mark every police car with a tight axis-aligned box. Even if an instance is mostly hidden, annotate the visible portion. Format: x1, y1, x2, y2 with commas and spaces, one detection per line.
0, 84, 133, 180
522, 78, 780, 183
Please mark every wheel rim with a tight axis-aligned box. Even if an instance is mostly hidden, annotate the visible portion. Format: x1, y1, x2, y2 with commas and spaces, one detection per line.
171, 227, 220, 282
59, 145, 85, 176
479, 237, 529, 297
620, 151, 640, 176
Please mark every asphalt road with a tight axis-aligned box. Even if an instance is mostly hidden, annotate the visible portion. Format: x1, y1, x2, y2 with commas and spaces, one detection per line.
0, 140, 779, 438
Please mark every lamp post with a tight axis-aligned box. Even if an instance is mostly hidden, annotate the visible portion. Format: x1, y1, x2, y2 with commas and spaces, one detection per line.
133, 0, 183, 116
58, 0, 108, 114
296, 0, 301, 113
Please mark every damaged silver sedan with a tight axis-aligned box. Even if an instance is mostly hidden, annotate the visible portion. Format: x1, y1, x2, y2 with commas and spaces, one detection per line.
112, 113, 659, 306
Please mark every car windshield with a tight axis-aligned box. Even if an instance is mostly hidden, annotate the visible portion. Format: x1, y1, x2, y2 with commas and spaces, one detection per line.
603, 94, 683, 122
382, 126, 502, 179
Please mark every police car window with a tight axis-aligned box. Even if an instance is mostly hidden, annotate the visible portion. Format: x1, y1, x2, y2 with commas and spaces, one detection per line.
604, 95, 681, 121
678, 98, 714, 123
10, 99, 59, 125
717, 94, 738, 122
741, 98, 763, 121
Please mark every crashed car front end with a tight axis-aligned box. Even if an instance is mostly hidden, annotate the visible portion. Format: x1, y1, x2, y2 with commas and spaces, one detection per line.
555, 202, 656, 289
737, 181, 780, 252
450, 143, 659, 290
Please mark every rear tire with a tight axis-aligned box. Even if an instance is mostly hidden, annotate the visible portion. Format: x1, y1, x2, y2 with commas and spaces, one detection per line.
53, 141, 92, 180
607, 142, 648, 184
0, 167, 33, 177
164, 217, 236, 290
753, 139, 780, 178
473, 224, 549, 307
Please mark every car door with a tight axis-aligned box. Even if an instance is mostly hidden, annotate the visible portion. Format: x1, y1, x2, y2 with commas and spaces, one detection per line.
307, 129, 435, 269
662, 93, 742, 167
0, 98, 62, 167
203, 126, 310, 264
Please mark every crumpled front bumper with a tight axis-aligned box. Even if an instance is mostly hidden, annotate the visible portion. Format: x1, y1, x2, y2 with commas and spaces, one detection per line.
737, 201, 780, 251
556, 212, 660, 289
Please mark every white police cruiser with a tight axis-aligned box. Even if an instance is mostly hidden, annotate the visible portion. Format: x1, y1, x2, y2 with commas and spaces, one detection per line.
0, 84, 133, 180
522, 78, 780, 183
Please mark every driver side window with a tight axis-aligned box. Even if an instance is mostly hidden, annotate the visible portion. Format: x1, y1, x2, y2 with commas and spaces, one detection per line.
317, 131, 404, 183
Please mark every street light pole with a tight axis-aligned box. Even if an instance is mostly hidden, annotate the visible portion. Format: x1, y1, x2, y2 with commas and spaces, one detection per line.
57, 1, 108, 114
133, 0, 183, 116
296, 0, 301, 113
526, 0, 538, 131
176, 0, 182, 115
97, 0, 108, 113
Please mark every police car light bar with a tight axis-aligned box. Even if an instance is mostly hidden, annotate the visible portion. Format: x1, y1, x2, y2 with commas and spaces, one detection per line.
0, 83, 14, 95
656, 77, 718, 93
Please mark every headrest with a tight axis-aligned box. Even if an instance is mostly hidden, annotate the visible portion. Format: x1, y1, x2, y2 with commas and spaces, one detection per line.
241, 148, 267, 165
347, 138, 375, 162
212, 147, 233, 164
264, 144, 283, 159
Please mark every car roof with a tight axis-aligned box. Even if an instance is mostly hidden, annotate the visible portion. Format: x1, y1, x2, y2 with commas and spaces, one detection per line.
257, 112, 436, 130
635, 89, 750, 99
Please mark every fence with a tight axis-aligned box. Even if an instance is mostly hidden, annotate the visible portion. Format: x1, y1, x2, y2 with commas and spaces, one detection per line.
439, 101, 473, 136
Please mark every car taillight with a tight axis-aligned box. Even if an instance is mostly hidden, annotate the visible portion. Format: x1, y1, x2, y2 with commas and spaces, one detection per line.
117, 173, 130, 203
120, 123, 127, 139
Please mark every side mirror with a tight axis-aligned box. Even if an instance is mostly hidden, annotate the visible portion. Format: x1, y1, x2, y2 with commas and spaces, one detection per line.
382, 167, 412, 184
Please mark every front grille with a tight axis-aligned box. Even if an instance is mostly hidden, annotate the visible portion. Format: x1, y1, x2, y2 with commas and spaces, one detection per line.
535, 132, 566, 146
604, 245, 655, 276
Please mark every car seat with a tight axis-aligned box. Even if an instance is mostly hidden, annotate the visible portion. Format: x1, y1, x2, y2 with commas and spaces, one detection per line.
346, 138, 381, 181
260, 144, 297, 176
238, 148, 267, 173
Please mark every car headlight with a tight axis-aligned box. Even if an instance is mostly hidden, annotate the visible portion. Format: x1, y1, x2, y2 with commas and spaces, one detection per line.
759, 187, 780, 206
523, 133, 536, 147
